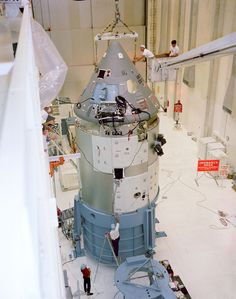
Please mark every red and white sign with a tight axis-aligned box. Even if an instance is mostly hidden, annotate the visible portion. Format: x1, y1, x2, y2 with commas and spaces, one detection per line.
197, 160, 220, 172
219, 165, 230, 178
174, 101, 183, 113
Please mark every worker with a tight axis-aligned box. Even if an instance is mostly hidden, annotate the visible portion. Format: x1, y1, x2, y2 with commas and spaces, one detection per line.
155, 40, 180, 58
169, 40, 179, 57
109, 220, 120, 257
42, 125, 50, 152
166, 264, 174, 278
42, 114, 58, 152
133, 45, 154, 62
41, 106, 53, 124
44, 114, 56, 127
80, 264, 93, 296
133, 45, 154, 80
57, 206, 62, 228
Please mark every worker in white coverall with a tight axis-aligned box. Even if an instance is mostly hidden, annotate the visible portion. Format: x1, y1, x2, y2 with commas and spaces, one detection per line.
133, 45, 154, 62
109, 221, 120, 257
133, 45, 154, 80
156, 40, 180, 58
168, 40, 179, 57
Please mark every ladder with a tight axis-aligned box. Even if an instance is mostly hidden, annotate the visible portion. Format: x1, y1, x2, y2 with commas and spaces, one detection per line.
94, 234, 120, 283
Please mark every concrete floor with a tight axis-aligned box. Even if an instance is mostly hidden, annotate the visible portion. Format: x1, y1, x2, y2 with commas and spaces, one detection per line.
56, 113, 236, 299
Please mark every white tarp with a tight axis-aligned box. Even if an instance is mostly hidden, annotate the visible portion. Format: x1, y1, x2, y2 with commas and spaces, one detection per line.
31, 19, 68, 108
1, 6, 67, 108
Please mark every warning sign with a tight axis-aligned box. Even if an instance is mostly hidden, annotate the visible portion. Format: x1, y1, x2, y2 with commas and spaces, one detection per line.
219, 165, 230, 178
197, 160, 220, 172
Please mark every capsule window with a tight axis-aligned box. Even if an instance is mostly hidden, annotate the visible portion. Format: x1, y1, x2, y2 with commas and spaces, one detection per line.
127, 79, 137, 93
97, 69, 106, 79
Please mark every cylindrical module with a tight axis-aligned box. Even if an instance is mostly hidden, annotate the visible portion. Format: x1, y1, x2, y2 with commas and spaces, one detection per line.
73, 41, 163, 263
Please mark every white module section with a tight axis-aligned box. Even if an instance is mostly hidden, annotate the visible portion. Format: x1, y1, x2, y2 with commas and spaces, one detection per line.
92, 136, 112, 173
92, 135, 149, 173
148, 160, 159, 201
112, 136, 148, 168
114, 172, 149, 213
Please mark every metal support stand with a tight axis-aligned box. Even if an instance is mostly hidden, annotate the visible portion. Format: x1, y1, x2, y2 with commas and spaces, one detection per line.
115, 255, 176, 299
94, 234, 120, 283
73, 196, 85, 257
63, 270, 73, 299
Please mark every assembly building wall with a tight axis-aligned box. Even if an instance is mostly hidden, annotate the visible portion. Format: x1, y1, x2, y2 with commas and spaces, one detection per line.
150, 0, 236, 170
32, 0, 147, 101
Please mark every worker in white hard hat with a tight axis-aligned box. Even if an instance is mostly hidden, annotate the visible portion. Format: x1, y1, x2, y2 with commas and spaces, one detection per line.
133, 45, 154, 80
133, 44, 154, 62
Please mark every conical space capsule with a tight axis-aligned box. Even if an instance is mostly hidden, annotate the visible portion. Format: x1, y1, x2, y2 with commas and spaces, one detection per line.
73, 41, 164, 263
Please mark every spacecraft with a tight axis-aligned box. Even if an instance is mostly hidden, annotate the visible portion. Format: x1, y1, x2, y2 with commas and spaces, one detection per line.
73, 41, 165, 264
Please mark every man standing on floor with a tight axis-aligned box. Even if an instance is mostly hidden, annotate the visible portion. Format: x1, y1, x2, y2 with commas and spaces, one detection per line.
80, 264, 93, 296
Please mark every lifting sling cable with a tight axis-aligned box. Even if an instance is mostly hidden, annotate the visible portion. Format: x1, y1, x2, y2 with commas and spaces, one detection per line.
94, 0, 138, 66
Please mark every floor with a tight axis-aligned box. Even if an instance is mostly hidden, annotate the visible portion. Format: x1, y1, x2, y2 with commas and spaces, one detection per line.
56, 113, 236, 299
